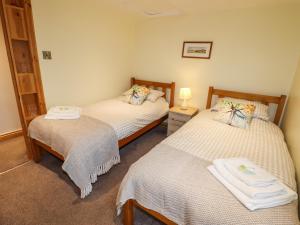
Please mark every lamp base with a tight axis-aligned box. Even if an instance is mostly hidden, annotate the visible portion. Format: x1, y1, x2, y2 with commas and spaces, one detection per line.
180, 99, 188, 110
180, 106, 188, 110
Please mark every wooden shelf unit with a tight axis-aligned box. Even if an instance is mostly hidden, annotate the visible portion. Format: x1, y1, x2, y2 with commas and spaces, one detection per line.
11, 40, 33, 72
5, 0, 25, 7
5, 4, 28, 40
16, 73, 37, 95
0, 0, 46, 158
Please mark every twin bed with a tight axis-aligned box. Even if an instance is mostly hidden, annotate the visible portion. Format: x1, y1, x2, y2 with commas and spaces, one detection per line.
29, 77, 175, 161
28, 77, 175, 197
118, 87, 299, 225
28, 78, 298, 224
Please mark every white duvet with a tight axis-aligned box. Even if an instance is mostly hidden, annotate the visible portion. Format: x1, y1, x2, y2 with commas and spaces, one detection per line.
82, 97, 169, 139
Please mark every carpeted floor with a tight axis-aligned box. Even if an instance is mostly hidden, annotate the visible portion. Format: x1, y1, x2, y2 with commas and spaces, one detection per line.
0, 125, 167, 225
0, 136, 28, 173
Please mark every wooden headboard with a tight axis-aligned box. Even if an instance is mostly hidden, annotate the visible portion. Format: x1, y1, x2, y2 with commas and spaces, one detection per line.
206, 86, 287, 125
131, 77, 175, 108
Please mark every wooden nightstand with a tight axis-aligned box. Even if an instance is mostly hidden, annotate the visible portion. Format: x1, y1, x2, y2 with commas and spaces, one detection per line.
167, 106, 199, 136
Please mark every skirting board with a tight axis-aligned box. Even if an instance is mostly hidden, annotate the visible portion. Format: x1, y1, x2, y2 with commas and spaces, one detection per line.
0, 130, 23, 142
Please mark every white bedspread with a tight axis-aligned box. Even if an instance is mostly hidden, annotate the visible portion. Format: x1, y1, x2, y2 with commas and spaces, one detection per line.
117, 110, 298, 225
82, 97, 169, 140
163, 110, 296, 190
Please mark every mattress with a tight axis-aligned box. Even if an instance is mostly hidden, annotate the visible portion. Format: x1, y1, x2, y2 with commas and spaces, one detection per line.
82, 97, 169, 139
117, 110, 298, 225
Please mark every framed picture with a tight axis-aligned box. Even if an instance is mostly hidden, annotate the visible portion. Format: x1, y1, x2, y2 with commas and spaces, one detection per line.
182, 41, 213, 59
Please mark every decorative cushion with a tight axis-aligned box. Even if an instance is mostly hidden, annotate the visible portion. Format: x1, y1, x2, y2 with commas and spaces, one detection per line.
214, 102, 256, 129
212, 97, 269, 121
146, 89, 165, 102
121, 85, 150, 105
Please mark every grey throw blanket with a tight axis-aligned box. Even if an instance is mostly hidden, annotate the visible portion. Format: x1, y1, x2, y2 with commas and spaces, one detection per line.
29, 115, 120, 198
117, 143, 299, 225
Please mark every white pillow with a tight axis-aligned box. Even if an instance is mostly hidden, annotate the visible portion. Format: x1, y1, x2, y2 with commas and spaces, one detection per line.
212, 97, 270, 121
118, 95, 131, 103
122, 88, 133, 96
146, 89, 165, 102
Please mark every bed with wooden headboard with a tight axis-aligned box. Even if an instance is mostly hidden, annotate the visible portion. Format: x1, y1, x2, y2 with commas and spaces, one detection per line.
120, 86, 294, 225
118, 77, 175, 147
30, 77, 175, 162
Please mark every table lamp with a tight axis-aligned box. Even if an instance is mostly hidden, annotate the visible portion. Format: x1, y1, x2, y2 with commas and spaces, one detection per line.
179, 88, 192, 110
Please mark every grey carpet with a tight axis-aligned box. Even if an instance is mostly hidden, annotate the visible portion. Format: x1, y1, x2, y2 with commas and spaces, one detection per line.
0, 136, 28, 173
0, 125, 167, 225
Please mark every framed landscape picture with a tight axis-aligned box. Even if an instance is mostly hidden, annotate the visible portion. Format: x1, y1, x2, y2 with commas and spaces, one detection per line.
182, 41, 213, 59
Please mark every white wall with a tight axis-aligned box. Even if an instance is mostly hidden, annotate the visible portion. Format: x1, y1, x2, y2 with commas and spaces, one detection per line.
132, 4, 300, 109
0, 23, 21, 135
31, 0, 137, 108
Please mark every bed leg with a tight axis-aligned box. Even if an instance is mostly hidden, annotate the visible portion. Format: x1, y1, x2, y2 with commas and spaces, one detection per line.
123, 199, 134, 225
31, 140, 41, 163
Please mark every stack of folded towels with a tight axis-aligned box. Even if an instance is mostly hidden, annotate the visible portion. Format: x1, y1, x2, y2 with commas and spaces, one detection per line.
208, 158, 298, 211
45, 106, 81, 120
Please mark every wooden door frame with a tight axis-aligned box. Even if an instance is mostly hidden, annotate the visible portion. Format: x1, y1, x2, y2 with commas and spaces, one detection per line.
0, 0, 46, 159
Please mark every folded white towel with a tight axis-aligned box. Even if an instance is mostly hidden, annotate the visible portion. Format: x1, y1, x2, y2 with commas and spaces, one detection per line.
45, 106, 81, 120
45, 114, 80, 120
223, 158, 277, 187
47, 106, 81, 115
208, 165, 297, 211
213, 159, 287, 199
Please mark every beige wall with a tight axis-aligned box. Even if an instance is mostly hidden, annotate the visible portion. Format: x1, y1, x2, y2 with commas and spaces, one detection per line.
283, 59, 300, 194
31, 0, 137, 108
132, 4, 300, 109
30, 1, 300, 110
0, 23, 21, 135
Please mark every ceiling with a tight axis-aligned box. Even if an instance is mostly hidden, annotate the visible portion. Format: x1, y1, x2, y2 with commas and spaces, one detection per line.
110, 0, 299, 18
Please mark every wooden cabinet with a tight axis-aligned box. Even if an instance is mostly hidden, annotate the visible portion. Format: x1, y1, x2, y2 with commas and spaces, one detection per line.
167, 106, 198, 136
0, 0, 46, 158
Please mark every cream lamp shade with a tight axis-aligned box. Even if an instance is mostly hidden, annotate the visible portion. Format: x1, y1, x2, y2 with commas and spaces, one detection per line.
179, 88, 192, 110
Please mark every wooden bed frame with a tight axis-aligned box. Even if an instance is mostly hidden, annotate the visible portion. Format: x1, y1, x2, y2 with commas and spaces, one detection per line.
122, 86, 287, 225
31, 77, 175, 162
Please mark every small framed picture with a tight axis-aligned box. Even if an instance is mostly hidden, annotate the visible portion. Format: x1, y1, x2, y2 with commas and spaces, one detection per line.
182, 41, 213, 59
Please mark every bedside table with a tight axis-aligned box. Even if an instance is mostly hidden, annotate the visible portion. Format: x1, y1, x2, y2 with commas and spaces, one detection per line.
168, 106, 198, 136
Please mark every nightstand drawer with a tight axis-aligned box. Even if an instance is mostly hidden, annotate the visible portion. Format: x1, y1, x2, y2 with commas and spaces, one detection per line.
167, 106, 198, 136
168, 123, 181, 133
167, 129, 175, 136
169, 113, 190, 122
168, 118, 185, 127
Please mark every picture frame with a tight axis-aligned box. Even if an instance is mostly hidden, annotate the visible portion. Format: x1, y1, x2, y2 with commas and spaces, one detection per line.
182, 41, 213, 59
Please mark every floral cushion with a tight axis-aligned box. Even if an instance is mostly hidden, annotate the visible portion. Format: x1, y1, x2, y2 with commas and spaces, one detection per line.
214, 102, 256, 129
212, 97, 269, 121
121, 85, 150, 105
